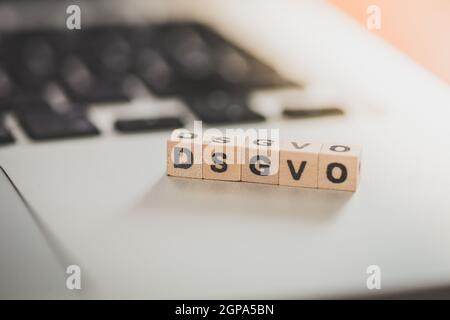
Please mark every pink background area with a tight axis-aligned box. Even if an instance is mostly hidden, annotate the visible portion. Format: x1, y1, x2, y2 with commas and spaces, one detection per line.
329, 0, 450, 85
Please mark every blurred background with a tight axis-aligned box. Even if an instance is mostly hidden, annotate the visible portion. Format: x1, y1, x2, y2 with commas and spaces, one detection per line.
0, 0, 448, 146
330, 0, 450, 84
1, 0, 450, 300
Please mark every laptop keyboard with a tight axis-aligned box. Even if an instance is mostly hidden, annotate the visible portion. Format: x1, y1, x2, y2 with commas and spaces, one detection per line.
0, 115, 14, 145
0, 22, 293, 145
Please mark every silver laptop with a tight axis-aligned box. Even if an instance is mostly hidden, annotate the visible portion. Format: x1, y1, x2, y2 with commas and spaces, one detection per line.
1, 0, 450, 299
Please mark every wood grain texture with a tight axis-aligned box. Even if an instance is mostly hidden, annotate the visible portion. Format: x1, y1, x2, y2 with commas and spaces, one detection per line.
241, 138, 279, 185
279, 141, 322, 188
318, 144, 361, 191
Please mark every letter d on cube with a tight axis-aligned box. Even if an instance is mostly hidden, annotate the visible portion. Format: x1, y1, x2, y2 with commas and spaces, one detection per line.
167, 129, 203, 179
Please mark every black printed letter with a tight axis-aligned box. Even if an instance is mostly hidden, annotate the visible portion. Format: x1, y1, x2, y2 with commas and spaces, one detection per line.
173, 147, 193, 169
211, 152, 227, 173
287, 160, 307, 180
249, 155, 271, 176
326, 162, 347, 183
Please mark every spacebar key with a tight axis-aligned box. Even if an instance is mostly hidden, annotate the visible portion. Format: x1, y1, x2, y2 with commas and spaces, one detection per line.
114, 117, 184, 133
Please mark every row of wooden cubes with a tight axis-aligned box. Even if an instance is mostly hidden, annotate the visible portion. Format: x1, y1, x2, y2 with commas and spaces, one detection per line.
167, 129, 362, 191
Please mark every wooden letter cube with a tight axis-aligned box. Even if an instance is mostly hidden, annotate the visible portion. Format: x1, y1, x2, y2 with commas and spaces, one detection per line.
166, 129, 203, 179
241, 138, 279, 185
279, 142, 322, 188
202, 135, 242, 181
318, 144, 362, 191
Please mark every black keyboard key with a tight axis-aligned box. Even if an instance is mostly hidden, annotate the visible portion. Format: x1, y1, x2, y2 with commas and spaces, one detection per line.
126, 27, 183, 96
155, 24, 219, 91
155, 23, 294, 91
114, 116, 183, 133
182, 90, 265, 124
50, 30, 83, 56
194, 23, 294, 88
0, 115, 14, 145
3, 34, 59, 90
216, 44, 292, 88
17, 101, 99, 141
125, 26, 159, 49
134, 48, 181, 96
58, 56, 92, 94
214, 45, 252, 85
0, 66, 42, 112
75, 78, 129, 104
59, 56, 129, 104
0, 66, 15, 110
99, 37, 132, 76
22, 38, 56, 81
80, 28, 133, 79
162, 26, 215, 81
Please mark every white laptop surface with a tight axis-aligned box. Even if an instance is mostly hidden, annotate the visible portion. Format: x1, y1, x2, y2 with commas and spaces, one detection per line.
1, 0, 450, 298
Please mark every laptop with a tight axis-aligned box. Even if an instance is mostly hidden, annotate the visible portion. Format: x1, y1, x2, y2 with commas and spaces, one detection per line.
1, 0, 450, 299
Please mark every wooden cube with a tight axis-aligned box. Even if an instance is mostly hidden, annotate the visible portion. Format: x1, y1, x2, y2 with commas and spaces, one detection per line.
241, 138, 279, 185
318, 144, 362, 191
166, 129, 203, 179
202, 135, 242, 181
279, 142, 322, 188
